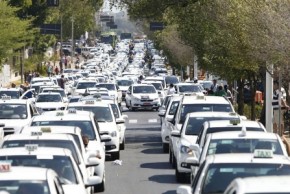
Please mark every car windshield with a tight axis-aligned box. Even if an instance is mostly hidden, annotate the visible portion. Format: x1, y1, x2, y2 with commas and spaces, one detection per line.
63, 69, 73, 73
0, 104, 27, 119
202, 163, 290, 194
2, 140, 80, 164
207, 139, 283, 156
0, 91, 20, 99
0, 180, 50, 194
76, 82, 96, 89
0, 155, 77, 185
178, 85, 201, 93
31, 121, 96, 140
42, 90, 65, 97
96, 84, 116, 91
118, 80, 133, 86
151, 83, 163, 90
185, 117, 237, 135
133, 86, 156, 94
165, 76, 179, 85
180, 104, 233, 123
36, 95, 61, 102
68, 106, 113, 122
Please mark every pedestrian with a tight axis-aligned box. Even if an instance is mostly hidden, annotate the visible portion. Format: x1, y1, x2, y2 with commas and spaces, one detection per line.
54, 66, 59, 75
59, 60, 63, 73
167, 83, 176, 95
59, 75, 66, 89
272, 80, 289, 134
224, 85, 233, 102
215, 86, 227, 96
47, 62, 52, 77
11, 83, 16, 88
210, 79, 218, 93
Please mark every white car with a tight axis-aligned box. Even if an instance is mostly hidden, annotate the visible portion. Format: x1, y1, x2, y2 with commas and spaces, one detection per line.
116, 78, 134, 100
177, 153, 290, 194
125, 84, 161, 111
29, 110, 107, 192
72, 79, 98, 95
35, 92, 67, 112
170, 112, 242, 182
67, 100, 122, 160
174, 83, 202, 94
0, 97, 39, 135
41, 87, 68, 103
0, 87, 22, 99
224, 176, 290, 194
0, 166, 65, 194
96, 83, 122, 105
141, 80, 166, 103
0, 147, 100, 194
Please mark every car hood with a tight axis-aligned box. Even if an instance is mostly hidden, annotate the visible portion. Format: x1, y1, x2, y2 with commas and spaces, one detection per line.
98, 122, 118, 133
63, 184, 87, 194
35, 102, 65, 108
132, 93, 159, 99
181, 135, 198, 147
119, 86, 129, 91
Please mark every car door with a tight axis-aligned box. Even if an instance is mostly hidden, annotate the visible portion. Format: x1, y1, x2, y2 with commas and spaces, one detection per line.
125, 86, 132, 105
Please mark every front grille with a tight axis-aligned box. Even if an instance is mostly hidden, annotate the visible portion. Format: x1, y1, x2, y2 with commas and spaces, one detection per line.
42, 108, 57, 111
4, 128, 14, 136
105, 145, 116, 151
141, 99, 153, 102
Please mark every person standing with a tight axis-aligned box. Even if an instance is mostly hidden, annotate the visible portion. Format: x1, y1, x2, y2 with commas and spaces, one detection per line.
215, 86, 226, 96
54, 66, 59, 75
272, 80, 289, 134
167, 84, 176, 95
210, 79, 218, 93
59, 75, 66, 89
224, 85, 233, 103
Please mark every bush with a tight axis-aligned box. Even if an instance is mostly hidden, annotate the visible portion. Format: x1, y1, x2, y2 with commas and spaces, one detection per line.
234, 104, 263, 120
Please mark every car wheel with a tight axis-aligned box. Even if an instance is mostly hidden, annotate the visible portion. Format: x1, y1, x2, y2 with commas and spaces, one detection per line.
162, 143, 169, 153
94, 174, 105, 192
120, 139, 125, 150
169, 148, 173, 164
172, 155, 177, 168
175, 167, 186, 183
111, 151, 120, 160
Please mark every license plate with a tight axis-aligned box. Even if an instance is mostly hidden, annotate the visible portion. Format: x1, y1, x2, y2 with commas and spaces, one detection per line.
144, 103, 151, 105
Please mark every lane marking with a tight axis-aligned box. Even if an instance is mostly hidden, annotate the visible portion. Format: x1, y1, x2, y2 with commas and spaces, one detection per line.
148, 119, 158, 123
128, 119, 137, 123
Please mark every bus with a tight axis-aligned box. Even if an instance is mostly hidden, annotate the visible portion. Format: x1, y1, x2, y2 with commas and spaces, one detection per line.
100, 31, 118, 48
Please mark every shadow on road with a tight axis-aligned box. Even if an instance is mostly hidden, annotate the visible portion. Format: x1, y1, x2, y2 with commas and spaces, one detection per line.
162, 190, 176, 194
148, 174, 177, 184
126, 134, 161, 144
126, 126, 161, 131
141, 147, 163, 154
140, 162, 172, 170
143, 142, 162, 147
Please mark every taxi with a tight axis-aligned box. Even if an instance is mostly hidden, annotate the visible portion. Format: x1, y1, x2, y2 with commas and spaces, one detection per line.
0, 146, 100, 194
35, 92, 67, 112
0, 166, 65, 194
72, 79, 98, 95
224, 175, 290, 194
177, 151, 290, 194
170, 112, 242, 182
0, 96, 39, 136
0, 87, 22, 99
67, 100, 121, 159
29, 110, 107, 192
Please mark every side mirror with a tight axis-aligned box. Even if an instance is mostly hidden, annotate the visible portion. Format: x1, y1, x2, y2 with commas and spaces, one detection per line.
116, 118, 125, 124
171, 130, 181, 138
186, 157, 199, 167
86, 157, 100, 168
158, 91, 161, 94
158, 109, 166, 117
101, 134, 112, 142
85, 176, 102, 188
176, 186, 192, 194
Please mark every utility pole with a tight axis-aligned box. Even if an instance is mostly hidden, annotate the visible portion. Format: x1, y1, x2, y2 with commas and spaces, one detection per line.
71, 17, 74, 66
20, 47, 24, 84
266, 64, 273, 132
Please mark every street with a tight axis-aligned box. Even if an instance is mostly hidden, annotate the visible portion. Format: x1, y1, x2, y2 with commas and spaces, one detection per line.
101, 108, 181, 194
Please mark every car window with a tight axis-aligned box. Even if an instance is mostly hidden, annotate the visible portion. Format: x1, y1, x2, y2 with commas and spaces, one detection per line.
168, 102, 179, 115
133, 86, 156, 94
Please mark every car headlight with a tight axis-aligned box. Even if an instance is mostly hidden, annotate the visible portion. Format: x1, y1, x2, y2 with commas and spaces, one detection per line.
111, 131, 117, 137
180, 145, 194, 155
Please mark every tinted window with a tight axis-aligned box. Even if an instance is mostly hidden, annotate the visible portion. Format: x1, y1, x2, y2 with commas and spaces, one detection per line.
133, 86, 156, 94
178, 85, 201, 93
151, 83, 163, 90
165, 76, 179, 85
68, 106, 113, 122
96, 84, 116, 91
76, 82, 96, 89
180, 104, 233, 123
202, 163, 290, 194
36, 95, 61, 102
43, 90, 65, 97
31, 121, 96, 140
0, 91, 20, 99
0, 104, 27, 119
207, 127, 264, 134
0, 180, 49, 194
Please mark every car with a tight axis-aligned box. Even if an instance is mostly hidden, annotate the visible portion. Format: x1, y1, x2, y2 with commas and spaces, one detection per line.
29, 110, 107, 192
170, 112, 242, 182
125, 84, 161, 111
0, 166, 65, 194
67, 100, 122, 160
72, 79, 98, 95
0, 96, 39, 136
177, 152, 290, 194
30, 81, 55, 95
224, 175, 290, 194
116, 78, 134, 100
141, 80, 166, 103
0, 146, 100, 194
96, 83, 122, 106
0, 87, 22, 99
159, 95, 182, 153
35, 92, 67, 112
41, 87, 68, 103
144, 76, 166, 89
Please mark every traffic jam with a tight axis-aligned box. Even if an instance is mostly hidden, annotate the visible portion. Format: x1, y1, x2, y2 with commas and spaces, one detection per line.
0, 38, 289, 194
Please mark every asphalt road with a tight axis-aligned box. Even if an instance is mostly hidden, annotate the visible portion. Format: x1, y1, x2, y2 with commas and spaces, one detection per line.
100, 107, 182, 194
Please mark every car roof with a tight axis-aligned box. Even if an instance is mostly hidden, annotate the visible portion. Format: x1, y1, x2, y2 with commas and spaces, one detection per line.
187, 112, 238, 118
38, 92, 61, 96
0, 99, 28, 104
0, 147, 72, 157
4, 133, 75, 142
21, 126, 81, 135
182, 95, 230, 104
68, 100, 109, 107
33, 110, 93, 121
209, 131, 279, 140
206, 120, 264, 128
0, 88, 20, 91
0, 167, 53, 181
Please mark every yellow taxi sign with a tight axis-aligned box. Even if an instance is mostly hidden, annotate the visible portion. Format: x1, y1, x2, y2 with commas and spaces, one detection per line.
25, 144, 38, 152
1, 96, 11, 100
254, 149, 273, 158
85, 100, 95, 105
230, 119, 240, 125
56, 112, 64, 116
68, 109, 77, 114
229, 112, 237, 116
0, 163, 11, 172
41, 127, 51, 133
196, 94, 205, 100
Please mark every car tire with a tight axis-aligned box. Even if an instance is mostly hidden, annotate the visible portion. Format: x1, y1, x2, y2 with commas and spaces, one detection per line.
172, 155, 177, 168
175, 167, 186, 183
94, 175, 105, 192
169, 148, 173, 164
120, 139, 125, 150
162, 143, 169, 153
111, 151, 120, 160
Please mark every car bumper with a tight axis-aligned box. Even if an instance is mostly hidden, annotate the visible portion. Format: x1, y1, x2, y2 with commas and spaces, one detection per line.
104, 137, 120, 152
